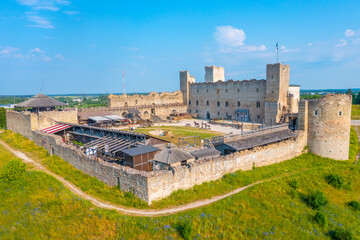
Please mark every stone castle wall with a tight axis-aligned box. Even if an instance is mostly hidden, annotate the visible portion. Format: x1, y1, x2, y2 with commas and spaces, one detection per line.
6, 110, 78, 138
147, 131, 307, 202
108, 91, 183, 108
189, 79, 266, 121
307, 94, 352, 160
79, 104, 187, 119
6, 109, 308, 203
31, 128, 306, 203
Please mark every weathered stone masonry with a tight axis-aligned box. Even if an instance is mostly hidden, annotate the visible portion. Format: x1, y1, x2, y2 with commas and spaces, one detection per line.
15, 125, 307, 203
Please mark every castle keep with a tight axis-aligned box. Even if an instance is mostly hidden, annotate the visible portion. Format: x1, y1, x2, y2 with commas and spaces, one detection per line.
109, 63, 300, 124
6, 62, 353, 204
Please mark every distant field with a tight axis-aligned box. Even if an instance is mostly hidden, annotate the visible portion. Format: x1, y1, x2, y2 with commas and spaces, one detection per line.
352, 104, 360, 120
132, 125, 223, 144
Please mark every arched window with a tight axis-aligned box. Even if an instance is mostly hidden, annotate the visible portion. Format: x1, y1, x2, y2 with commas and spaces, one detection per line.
237, 101, 240, 107
206, 100, 209, 106
189, 100, 191, 105
256, 101, 261, 108
225, 101, 229, 107
196, 100, 199, 106
216, 89, 220, 94
217, 101, 220, 107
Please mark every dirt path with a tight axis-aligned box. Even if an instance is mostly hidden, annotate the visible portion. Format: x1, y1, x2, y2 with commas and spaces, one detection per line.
0, 139, 298, 217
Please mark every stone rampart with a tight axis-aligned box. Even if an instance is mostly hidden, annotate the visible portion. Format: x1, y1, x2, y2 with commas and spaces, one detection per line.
31, 130, 150, 201
146, 131, 307, 202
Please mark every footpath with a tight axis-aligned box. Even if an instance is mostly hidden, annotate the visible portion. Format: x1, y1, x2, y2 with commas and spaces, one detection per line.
0, 139, 303, 217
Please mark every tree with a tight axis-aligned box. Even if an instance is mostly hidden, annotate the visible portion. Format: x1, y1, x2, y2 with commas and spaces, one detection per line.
356, 92, 360, 104
0, 107, 6, 129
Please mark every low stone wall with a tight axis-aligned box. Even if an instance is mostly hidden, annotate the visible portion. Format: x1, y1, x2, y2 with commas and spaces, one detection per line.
30, 130, 150, 202
7, 111, 307, 203
146, 131, 307, 203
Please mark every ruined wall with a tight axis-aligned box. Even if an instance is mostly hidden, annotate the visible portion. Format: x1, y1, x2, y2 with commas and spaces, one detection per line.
6, 111, 33, 138
31, 110, 78, 129
108, 91, 183, 108
147, 132, 307, 203
79, 104, 187, 119
289, 85, 300, 113
189, 79, 266, 122
6, 110, 78, 137
31, 130, 150, 201
180, 71, 196, 106
307, 94, 352, 160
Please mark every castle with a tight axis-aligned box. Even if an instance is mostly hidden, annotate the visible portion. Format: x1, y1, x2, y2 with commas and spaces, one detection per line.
109, 63, 300, 125
5, 63, 352, 203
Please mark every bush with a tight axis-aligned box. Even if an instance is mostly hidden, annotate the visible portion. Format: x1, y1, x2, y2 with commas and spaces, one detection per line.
348, 201, 360, 211
176, 221, 192, 240
0, 159, 26, 181
314, 211, 327, 227
326, 174, 345, 189
331, 227, 354, 240
305, 190, 328, 210
0, 107, 6, 129
289, 179, 299, 189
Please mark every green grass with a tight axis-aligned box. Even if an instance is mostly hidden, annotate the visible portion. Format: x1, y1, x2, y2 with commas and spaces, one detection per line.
1, 129, 360, 211
349, 127, 359, 162
1, 138, 360, 239
352, 104, 360, 120
132, 125, 223, 144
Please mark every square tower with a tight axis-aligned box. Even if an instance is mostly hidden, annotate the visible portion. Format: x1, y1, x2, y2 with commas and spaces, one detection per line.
264, 63, 290, 124
180, 71, 195, 105
205, 66, 225, 83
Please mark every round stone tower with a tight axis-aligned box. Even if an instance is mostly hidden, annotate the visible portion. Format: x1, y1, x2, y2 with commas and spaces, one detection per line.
307, 94, 352, 160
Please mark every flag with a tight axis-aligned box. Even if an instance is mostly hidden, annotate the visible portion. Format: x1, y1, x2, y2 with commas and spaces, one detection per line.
276, 42, 278, 51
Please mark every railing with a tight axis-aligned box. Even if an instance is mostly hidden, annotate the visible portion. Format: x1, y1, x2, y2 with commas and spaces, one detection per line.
206, 123, 289, 145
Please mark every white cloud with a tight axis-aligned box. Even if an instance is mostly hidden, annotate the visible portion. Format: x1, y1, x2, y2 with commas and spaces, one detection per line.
30, 47, 45, 53
63, 10, 79, 15
26, 14, 54, 28
215, 26, 246, 47
335, 39, 347, 47
214, 26, 266, 52
17, 0, 70, 8
17, 0, 77, 29
0, 46, 53, 61
54, 54, 64, 60
345, 29, 355, 37
280, 45, 300, 53
34, 6, 59, 11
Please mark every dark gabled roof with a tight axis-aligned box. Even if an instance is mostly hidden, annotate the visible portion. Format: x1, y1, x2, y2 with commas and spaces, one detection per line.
15, 93, 67, 108
153, 146, 194, 165
190, 148, 221, 159
224, 129, 296, 151
122, 145, 160, 157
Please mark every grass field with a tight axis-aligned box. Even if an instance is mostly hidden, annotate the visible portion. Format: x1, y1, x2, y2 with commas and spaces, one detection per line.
0, 127, 359, 211
352, 104, 360, 120
131, 125, 223, 144
1, 139, 360, 239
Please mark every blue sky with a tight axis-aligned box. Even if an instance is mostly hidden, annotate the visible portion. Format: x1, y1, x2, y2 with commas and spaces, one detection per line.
0, 0, 359, 95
